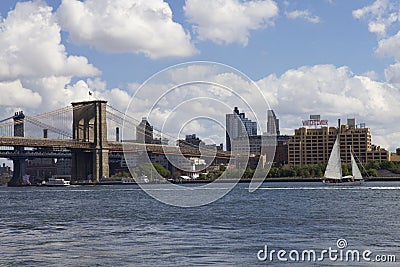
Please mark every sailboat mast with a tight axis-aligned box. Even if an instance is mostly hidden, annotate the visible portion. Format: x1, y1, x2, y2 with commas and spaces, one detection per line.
337, 136, 342, 178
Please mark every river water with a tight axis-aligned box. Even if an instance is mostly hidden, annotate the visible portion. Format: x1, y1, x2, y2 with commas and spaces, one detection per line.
0, 182, 399, 266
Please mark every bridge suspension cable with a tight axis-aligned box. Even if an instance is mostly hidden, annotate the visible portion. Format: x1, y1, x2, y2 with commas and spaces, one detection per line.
106, 104, 223, 154
0, 103, 226, 156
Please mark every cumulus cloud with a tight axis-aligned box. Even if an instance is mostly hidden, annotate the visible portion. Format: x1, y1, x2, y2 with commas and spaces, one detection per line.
259, 64, 400, 120
0, 0, 99, 81
124, 63, 400, 151
362, 70, 379, 80
184, 0, 279, 45
0, 80, 42, 108
257, 64, 400, 150
0, 1, 105, 122
377, 32, 400, 89
19, 76, 132, 116
384, 62, 400, 87
353, 1, 400, 88
376, 31, 400, 61
123, 63, 271, 146
352, 0, 399, 37
56, 0, 196, 58
285, 10, 321, 24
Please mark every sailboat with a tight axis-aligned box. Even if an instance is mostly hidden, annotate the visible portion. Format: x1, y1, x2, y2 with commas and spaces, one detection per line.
322, 137, 364, 185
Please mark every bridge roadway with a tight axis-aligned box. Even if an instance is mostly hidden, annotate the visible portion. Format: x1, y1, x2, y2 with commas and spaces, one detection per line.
0, 150, 71, 159
0, 136, 91, 149
0, 136, 231, 158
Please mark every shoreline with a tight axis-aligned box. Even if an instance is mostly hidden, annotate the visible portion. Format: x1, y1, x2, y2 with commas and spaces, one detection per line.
170, 177, 400, 184
72, 176, 400, 185
2, 176, 400, 187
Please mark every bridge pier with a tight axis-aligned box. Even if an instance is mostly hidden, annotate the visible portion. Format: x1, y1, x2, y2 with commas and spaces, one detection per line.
71, 100, 109, 182
8, 111, 28, 186
8, 157, 27, 186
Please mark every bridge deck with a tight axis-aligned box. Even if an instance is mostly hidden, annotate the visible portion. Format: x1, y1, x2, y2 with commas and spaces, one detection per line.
0, 137, 231, 158
0, 136, 91, 149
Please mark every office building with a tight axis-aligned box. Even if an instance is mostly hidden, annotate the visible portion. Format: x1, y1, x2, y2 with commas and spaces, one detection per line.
226, 107, 257, 151
288, 118, 389, 165
136, 117, 153, 144
267, 110, 280, 135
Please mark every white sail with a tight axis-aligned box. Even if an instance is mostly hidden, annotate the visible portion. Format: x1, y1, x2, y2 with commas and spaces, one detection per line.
351, 152, 363, 180
324, 138, 342, 179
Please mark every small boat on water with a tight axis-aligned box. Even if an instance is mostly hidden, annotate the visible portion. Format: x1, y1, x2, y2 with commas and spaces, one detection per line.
121, 177, 136, 184
136, 175, 149, 184
322, 137, 364, 186
42, 178, 71, 187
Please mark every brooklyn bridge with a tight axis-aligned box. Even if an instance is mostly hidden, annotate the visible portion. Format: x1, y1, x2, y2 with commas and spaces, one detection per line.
0, 100, 230, 186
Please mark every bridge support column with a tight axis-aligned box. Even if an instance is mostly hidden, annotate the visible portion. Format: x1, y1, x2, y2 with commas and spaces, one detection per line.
94, 148, 109, 181
71, 100, 109, 182
8, 111, 28, 186
8, 157, 27, 186
71, 149, 92, 181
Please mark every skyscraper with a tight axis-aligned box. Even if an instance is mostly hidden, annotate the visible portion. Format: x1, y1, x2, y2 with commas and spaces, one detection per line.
136, 117, 153, 144
267, 109, 280, 136
225, 107, 257, 151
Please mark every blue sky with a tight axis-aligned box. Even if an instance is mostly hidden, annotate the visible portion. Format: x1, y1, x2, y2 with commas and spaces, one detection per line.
1, 0, 400, 151
0, 0, 387, 84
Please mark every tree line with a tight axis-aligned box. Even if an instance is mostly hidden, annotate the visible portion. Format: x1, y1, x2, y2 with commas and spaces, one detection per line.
111, 161, 400, 181
201, 161, 400, 180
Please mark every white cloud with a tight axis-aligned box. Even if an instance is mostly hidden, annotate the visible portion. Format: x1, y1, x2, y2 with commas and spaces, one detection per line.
352, 0, 400, 37
56, 0, 196, 58
0, 0, 106, 122
384, 62, 400, 87
0, 0, 99, 81
362, 70, 379, 80
0, 80, 42, 108
352, 0, 387, 19
184, 0, 279, 45
123, 63, 400, 151
375, 29, 400, 86
0, 1, 107, 121
368, 21, 387, 36
353, 1, 400, 87
98, 87, 133, 112
22, 76, 132, 115
285, 10, 321, 24
87, 77, 107, 91
376, 31, 400, 61
257, 64, 400, 150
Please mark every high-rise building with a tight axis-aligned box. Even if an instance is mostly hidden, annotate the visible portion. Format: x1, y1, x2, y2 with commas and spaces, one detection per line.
136, 117, 153, 144
226, 107, 257, 151
267, 110, 280, 135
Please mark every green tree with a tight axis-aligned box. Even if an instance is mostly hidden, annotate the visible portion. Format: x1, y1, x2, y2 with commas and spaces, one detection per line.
199, 173, 207, 180
152, 163, 170, 178
133, 163, 170, 180
243, 168, 255, 179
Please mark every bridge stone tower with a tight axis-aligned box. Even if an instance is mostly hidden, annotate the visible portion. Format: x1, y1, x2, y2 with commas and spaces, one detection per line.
71, 100, 109, 182
8, 111, 27, 186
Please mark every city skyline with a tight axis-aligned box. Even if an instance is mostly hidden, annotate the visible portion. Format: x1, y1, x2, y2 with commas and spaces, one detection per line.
0, 1, 400, 151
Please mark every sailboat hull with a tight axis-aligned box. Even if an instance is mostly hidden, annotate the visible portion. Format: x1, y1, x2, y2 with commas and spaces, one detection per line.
322, 178, 364, 186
